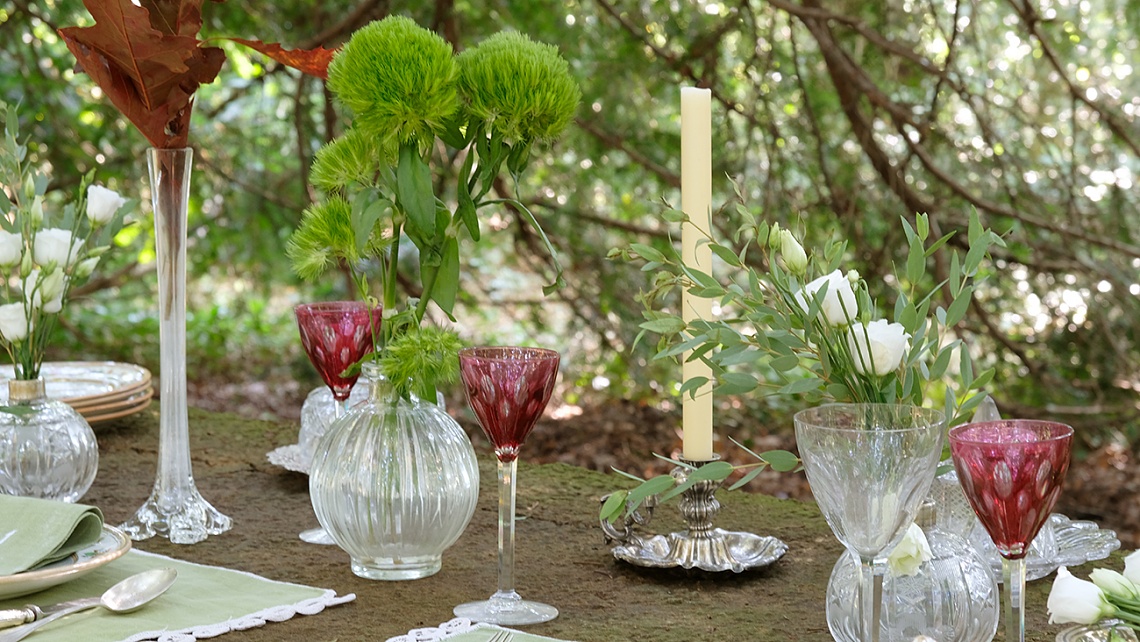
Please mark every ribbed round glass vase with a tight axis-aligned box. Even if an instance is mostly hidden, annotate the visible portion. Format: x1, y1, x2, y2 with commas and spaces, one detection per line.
826, 500, 999, 642
0, 378, 98, 502
309, 363, 479, 580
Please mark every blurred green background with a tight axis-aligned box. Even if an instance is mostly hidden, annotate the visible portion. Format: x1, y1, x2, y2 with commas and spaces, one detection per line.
2, 0, 1138, 453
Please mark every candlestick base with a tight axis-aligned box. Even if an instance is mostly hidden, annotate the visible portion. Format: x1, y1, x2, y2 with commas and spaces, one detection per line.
600, 457, 788, 573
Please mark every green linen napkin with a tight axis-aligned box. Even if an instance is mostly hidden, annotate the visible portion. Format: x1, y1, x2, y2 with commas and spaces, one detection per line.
0, 549, 354, 642
0, 495, 103, 575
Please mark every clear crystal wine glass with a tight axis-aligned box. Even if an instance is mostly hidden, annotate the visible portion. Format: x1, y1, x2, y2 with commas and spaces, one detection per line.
795, 403, 945, 642
454, 346, 560, 625
294, 301, 380, 544
949, 419, 1073, 642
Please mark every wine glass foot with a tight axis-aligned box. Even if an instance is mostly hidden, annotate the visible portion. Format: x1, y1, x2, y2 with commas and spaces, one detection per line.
119, 488, 232, 544
299, 527, 336, 545
454, 593, 558, 626
350, 554, 441, 580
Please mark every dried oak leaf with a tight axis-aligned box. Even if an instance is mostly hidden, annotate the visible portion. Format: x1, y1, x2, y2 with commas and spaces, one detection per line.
226, 39, 337, 80
59, 0, 225, 149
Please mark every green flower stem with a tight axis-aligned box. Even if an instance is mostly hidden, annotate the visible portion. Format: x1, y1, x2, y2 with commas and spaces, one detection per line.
381, 217, 403, 349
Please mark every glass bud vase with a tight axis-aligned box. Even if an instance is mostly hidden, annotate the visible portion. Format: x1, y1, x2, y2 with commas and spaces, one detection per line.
0, 378, 98, 502
826, 499, 1000, 642
309, 363, 479, 580
120, 147, 231, 544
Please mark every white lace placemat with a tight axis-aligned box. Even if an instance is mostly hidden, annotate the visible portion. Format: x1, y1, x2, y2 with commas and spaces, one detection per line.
0, 548, 354, 641
385, 618, 577, 642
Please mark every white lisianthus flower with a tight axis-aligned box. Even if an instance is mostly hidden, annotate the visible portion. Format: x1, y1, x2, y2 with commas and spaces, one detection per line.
29, 196, 44, 226
887, 523, 932, 576
1048, 566, 1115, 625
847, 319, 910, 376
0, 230, 22, 268
1123, 550, 1140, 586
74, 256, 99, 280
0, 303, 28, 342
1091, 568, 1140, 600
779, 230, 808, 275
86, 185, 126, 225
794, 269, 858, 326
33, 228, 83, 269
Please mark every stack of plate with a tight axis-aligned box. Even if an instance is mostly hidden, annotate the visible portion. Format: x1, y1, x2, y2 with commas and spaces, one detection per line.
0, 361, 153, 425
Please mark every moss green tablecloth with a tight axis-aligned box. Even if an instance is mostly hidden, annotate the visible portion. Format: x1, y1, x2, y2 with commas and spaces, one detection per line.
71, 405, 1090, 642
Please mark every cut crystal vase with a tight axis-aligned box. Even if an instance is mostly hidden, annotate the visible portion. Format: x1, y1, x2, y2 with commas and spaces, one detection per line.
119, 147, 231, 544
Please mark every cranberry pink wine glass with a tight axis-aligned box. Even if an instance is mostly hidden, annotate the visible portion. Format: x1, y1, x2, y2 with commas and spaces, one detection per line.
949, 420, 1072, 642
294, 301, 380, 544
454, 346, 560, 625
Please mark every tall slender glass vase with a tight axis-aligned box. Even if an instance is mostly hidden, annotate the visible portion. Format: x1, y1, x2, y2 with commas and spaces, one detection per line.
119, 147, 232, 544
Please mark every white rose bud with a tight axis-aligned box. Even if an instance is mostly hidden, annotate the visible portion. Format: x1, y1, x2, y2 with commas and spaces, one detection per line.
779, 230, 808, 275
1124, 550, 1140, 586
0, 230, 23, 268
33, 228, 83, 269
887, 523, 932, 576
1091, 568, 1140, 600
86, 185, 126, 225
0, 302, 28, 342
794, 269, 858, 326
847, 319, 911, 376
1048, 566, 1115, 625
74, 256, 99, 280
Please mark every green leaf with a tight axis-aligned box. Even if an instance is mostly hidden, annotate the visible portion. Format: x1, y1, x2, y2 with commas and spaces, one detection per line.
600, 490, 628, 523
678, 376, 709, 399
631, 243, 666, 264
778, 377, 823, 395
397, 143, 436, 239
728, 466, 766, 490
716, 372, 758, 395
456, 179, 479, 241
687, 460, 734, 482
626, 475, 676, 507
430, 236, 460, 318
770, 354, 801, 372
945, 285, 973, 326
929, 346, 955, 379
709, 243, 742, 267
353, 199, 385, 254
760, 450, 800, 472
915, 212, 929, 241
640, 316, 686, 335
906, 233, 925, 284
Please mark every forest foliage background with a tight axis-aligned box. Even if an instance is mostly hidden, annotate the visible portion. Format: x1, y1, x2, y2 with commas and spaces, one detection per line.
2, 0, 1138, 451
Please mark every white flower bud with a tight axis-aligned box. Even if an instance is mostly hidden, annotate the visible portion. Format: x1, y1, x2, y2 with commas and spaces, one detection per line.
846, 269, 860, 284
847, 319, 911, 376
74, 256, 99, 280
33, 228, 83, 269
0, 302, 28, 342
1124, 550, 1140, 586
86, 185, 126, 225
767, 222, 782, 249
29, 196, 44, 226
25, 268, 66, 314
1092, 568, 1140, 600
779, 230, 808, 275
0, 230, 22, 268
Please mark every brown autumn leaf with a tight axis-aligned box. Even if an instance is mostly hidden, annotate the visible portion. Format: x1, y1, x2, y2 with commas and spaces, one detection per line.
59, 0, 224, 148
227, 39, 337, 80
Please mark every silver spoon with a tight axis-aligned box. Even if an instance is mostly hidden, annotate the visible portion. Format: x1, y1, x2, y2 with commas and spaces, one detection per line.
0, 568, 177, 642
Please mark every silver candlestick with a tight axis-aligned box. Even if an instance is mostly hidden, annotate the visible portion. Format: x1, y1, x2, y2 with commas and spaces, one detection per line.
600, 457, 787, 573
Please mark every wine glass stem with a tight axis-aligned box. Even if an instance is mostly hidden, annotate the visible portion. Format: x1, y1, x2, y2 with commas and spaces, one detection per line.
333, 398, 346, 420
496, 457, 518, 597
859, 556, 881, 642
1003, 556, 1027, 642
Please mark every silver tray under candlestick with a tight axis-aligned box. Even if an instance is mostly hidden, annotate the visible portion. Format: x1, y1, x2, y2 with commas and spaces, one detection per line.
600, 457, 788, 573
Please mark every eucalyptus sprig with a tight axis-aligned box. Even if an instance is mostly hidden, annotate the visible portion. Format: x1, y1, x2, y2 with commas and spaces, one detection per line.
287, 17, 580, 398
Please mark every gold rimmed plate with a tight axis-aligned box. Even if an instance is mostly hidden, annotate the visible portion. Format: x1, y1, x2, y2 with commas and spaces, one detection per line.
0, 362, 152, 407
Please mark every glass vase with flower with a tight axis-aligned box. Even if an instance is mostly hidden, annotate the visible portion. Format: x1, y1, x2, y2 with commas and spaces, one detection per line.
0, 103, 132, 502
287, 16, 579, 580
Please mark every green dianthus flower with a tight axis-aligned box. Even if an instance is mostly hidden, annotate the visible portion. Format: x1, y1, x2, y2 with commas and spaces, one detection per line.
457, 31, 581, 145
327, 16, 459, 149
309, 128, 395, 192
